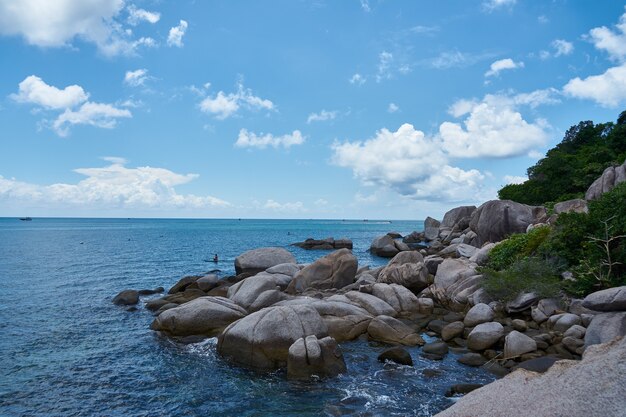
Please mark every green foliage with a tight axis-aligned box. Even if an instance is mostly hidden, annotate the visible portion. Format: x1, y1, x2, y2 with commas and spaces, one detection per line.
498, 111, 626, 205
482, 257, 562, 303
486, 226, 551, 271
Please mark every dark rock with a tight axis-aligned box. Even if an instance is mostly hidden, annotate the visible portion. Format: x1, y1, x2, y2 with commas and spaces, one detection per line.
377, 347, 413, 366
287, 335, 346, 379
445, 383, 484, 397
512, 356, 559, 373
427, 319, 447, 334
293, 237, 354, 250
146, 298, 171, 311
137, 287, 165, 295
168, 275, 200, 294
367, 315, 425, 346
113, 289, 139, 305
422, 341, 449, 356
457, 352, 487, 367
506, 292, 539, 313
442, 321, 465, 342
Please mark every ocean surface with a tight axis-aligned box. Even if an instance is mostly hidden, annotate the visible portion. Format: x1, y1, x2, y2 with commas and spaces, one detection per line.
0, 218, 494, 417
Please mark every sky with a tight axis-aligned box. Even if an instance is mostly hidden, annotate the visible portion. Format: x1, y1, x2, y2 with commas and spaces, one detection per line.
1, 0, 626, 220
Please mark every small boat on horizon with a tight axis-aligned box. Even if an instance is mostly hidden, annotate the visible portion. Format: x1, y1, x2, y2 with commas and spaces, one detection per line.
19, 217, 32, 221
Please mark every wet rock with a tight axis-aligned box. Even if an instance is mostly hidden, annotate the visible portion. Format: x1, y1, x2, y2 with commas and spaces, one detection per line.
467, 322, 504, 351
168, 275, 201, 294
234, 247, 296, 275
427, 319, 447, 334
287, 249, 357, 293
112, 289, 139, 306
422, 341, 448, 359
445, 383, 484, 397
582, 286, 626, 312
378, 347, 413, 366
367, 315, 425, 346
137, 287, 165, 295
287, 335, 346, 379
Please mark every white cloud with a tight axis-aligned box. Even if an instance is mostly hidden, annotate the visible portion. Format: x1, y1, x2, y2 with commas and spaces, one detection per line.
539, 50, 551, 60
563, 63, 626, 107
387, 103, 399, 113
235, 129, 304, 150
482, 0, 516, 12
11, 75, 89, 109
167, 19, 188, 47
410, 25, 439, 35
331, 124, 485, 202
503, 175, 527, 185
440, 94, 550, 158
53, 102, 131, 136
359, 0, 370, 12
376, 51, 393, 82
552, 39, 574, 57
485, 58, 524, 77
199, 80, 274, 119
0, 0, 156, 56
587, 8, 626, 62
428, 50, 493, 69
314, 198, 328, 206
262, 199, 306, 212
307, 109, 337, 123
513, 88, 561, 108
124, 68, 149, 87
127, 5, 160, 25
0, 158, 230, 211
349, 73, 366, 85
538, 15, 549, 24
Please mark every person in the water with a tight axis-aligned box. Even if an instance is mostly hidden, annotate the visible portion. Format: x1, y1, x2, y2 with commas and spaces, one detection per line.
213, 254, 218, 263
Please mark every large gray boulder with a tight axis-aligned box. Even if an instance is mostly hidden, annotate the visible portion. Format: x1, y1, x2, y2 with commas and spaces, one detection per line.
584, 312, 626, 347
424, 216, 441, 241
234, 247, 296, 275
435, 337, 626, 417
367, 315, 425, 346
585, 159, 626, 201
554, 198, 589, 214
342, 291, 397, 317
467, 322, 504, 351
582, 286, 626, 312
370, 234, 408, 258
504, 330, 537, 359
469, 243, 495, 266
217, 305, 328, 371
150, 296, 247, 337
464, 303, 495, 327
286, 249, 357, 293
441, 205, 477, 229
287, 335, 346, 379
371, 283, 422, 314
469, 200, 547, 246
227, 272, 281, 310
377, 251, 429, 292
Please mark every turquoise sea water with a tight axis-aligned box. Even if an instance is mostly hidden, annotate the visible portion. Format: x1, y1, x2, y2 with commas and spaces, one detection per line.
0, 218, 494, 416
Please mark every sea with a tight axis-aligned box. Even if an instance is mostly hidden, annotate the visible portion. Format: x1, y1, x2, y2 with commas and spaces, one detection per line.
0, 218, 494, 417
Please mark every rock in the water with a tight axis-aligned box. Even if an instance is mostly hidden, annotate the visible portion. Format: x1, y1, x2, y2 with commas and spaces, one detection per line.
293, 237, 353, 250
369, 234, 408, 257
367, 315, 424, 346
227, 272, 281, 310
422, 341, 449, 358
286, 248, 357, 293
469, 200, 547, 246
504, 330, 537, 359
424, 217, 441, 241
287, 335, 346, 379
442, 321, 465, 342
168, 275, 200, 294
445, 384, 484, 397
467, 322, 504, 351
457, 353, 487, 367
150, 296, 247, 337
464, 303, 494, 327
234, 247, 296, 275
585, 159, 626, 201
584, 312, 626, 347
582, 286, 626, 312
377, 251, 429, 292
112, 289, 139, 306
436, 337, 626, 417
217, 305, 328, 371
378, 347, 413, 366
194, 274, 219, 292
554, 199, 589, 214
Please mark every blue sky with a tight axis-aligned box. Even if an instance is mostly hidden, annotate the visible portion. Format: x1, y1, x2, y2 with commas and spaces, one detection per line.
1, 0, 626, 219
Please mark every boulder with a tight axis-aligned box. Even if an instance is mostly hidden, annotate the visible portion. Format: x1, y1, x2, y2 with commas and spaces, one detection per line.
467, 322, 504, 351
564, 325, 586, 339
367, 315, 425, 346
511, 319, 528, 332
456, 244, 478, 259
422, 341, 449, 359
424, 216, 441, 241
286, 249, 357, 293
433, 258, 477, 290
457, 352, 487, 367
248, 289, 289, 312
464, 303, 494, 327
234, 247, 296, 275
265, 263, 301, 277
469, 243, 495, 266
287, 335, 346, 379
343, 291, 397, 317
584, 312, 626, 347
512, 356, 559, 374
445, 384, 484, 397
504, 330, 537, 359
292, 237, 353, 250
550, 313, 582, 333
217, 305, 328, 371
194, 274, 219, 292
168, 275, 200, 294
469, 200, 547, 246
137, 287, 165, 295
150, 296, 246, 337
112, 289, 139, 306
377, 251, 429, 292
323, 314, 372, 342
554, 199, 589, 214
424, 255, 444, 275
227, 272, 280, 310
506, 292, 539, 313
371, 283, 421, 314
582, 286, 626, 312
378, 347, 413, 366
442, 321, 465, 342
369, 234, 409, 257
585, 159, 626, 201
441, 206, 477, 230
436, 337, 626, 417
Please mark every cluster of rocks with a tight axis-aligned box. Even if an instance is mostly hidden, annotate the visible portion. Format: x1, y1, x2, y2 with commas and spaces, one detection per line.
292, 237, 353, 250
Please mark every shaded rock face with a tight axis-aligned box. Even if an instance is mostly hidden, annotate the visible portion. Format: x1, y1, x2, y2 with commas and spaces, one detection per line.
378, 347, 413, 366
442, 321, 465, 342
370, 235, 407, 258
287, 335, 346, 379
582, 286, 626, 312
234, 247, 296, 275
293, 237, 353, 250
554, 199, 589, 214
469, 243, 495, 266
286, 249, 357, 293
150, 296, 247, 337
504, 331, 537, 359
436, 337, 626, 417
469, 200, 547, 246
585, 159, 626, 201
441, 206, 477, 229
367, 315, 425, 346
217, 305, 328, 371
424, 217, 441, 241
584, 312, 626, 347
377, 251, 429, 292
113, 289, 139, 305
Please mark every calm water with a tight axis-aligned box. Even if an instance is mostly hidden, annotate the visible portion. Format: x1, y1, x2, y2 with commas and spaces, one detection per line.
0, 218, 494, 417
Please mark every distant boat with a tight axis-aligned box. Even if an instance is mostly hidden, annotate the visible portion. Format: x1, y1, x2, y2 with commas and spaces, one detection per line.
19, 217, 32, 221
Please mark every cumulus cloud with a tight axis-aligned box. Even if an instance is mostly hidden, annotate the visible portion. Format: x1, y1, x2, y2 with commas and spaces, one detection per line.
167, 20, 188, 47
124, 69, 149, 87
127, 5, 160, 25
349, 73, 366, 85
11, 75, 131, 136
388, 103, 399, 113
307, 109, 337, 123
587, 8, 626, 62
0, 0, 157, 56
503, 175, 527, 185
563, 63, 626, 107
482, 0, 516, 12
376, 51, 393, 82
485, 58, 524, 77
199, 80, 274, 119
552, 39, 574, 57
0, 158, 230, 212
235, 129, 304, 150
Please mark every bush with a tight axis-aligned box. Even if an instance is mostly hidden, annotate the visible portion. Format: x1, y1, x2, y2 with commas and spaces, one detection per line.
486, 226, 551, 271
482, 257, 562, 303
